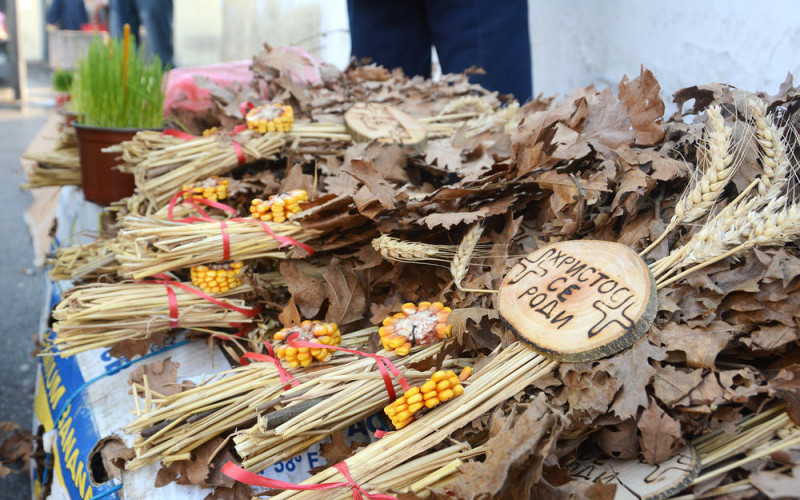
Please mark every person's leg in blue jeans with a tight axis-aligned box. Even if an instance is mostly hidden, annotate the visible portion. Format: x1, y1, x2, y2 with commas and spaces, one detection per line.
109, 0, 173, 68
135, 0, 174, 68
426, 0, 532, 101
347, 0, 433, 79
109, 0, 140, 46
346, 0, 532, 102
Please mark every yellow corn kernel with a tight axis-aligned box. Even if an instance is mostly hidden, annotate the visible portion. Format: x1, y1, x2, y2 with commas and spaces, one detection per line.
273, 320, 341, 367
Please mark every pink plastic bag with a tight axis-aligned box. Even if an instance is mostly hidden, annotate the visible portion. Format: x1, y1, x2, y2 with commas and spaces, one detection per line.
164, 61, 254, 114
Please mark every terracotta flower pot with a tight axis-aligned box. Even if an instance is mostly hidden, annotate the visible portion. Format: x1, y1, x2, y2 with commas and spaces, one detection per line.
73, 123, 139, 206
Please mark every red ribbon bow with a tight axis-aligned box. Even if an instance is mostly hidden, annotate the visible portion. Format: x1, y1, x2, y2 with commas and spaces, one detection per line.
240, 341, 299, 391
221, 460, 397, 500
286, 333, 410, 401
166, 191, 314, 258
140, 273, 261, 329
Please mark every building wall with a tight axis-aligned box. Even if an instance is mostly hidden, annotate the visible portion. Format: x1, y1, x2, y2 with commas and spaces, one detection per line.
23, 0, 800, 113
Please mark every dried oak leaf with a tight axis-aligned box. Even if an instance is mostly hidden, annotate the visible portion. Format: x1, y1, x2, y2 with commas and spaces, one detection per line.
447, 395, 565, 499
651, 321, 737, 369
128, 358, 181, 397
768, 365, 800, 425
342, 158, 396, 216
424, 139, 463, 172
418, 195, 516, 230
322, 261, 368, 326
637, 398, 683, 465
0, 422, 33, 471
652, 364, 703, 407
280, 261, 327, 318
617, 67, 665, 146
278, 296, 302, 328
553, 363, 621, 420
749, 465, 800, 499
317, 432, 362, 473
600, 338, 666, 419
594, 419, 640, 459
446, 307, 499, 344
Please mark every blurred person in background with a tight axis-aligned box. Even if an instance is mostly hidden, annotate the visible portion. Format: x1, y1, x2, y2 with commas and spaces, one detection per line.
109, 0, 173, 67
46, 0, 89, 31
347, 0, 532, 102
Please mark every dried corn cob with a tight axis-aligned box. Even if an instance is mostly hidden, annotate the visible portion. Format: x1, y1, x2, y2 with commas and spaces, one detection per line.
384, 368, 469, 429
246, 103, 294, 133
190, 261, 244, 293
379, 302, 452, 356
274, 320, 341, 368
181, 176, 229, 202
249, 189, 308, 223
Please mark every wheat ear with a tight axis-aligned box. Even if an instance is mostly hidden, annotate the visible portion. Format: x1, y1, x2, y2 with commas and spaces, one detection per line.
450, 223, 493, 293
658, 200, 800, 289
372, 235, 444, 263
749, 99, 791, 196
641, 105, 734, 257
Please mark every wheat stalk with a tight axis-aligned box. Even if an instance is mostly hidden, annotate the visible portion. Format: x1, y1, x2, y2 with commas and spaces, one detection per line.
641, 105, 734, 257
450, 223, 496, 294
372, 235, 446, 263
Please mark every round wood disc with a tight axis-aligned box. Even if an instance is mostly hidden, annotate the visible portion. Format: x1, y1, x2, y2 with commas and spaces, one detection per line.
344, 103, 427, 148
568, 444, 700, 500
499, 240, 657, 362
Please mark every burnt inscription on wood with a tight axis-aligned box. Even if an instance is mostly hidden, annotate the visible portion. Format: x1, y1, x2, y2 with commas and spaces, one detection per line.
499, 240, 657, 362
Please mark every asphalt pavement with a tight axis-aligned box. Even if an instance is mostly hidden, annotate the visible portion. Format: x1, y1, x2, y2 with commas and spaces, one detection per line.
0, 69, 51, 499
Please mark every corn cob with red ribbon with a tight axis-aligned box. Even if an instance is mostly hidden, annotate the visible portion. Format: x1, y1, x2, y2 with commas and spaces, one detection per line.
190, 261, 244, 293
246, 103, 294, 133
274, 320, 341, 368
379, 302, 452, 356
249, 189, 308, 223
384, 367, 470, 429
181, 176, 229, 202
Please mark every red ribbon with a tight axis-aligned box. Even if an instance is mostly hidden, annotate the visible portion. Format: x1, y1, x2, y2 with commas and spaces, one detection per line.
373, 430, 389, 439
240, 101, 256, 118
163, 128, 196, 140
221, 461, 397, 500
143, 273, 262, 318
240, 342, 298, 391
286, 333, 409, 402
233, 140, 246, 166
165, 284, 179, 329
166, 191, 314, 257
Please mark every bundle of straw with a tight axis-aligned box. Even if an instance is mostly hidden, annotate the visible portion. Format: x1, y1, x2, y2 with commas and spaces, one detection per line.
234, 344, 462, 472
124, 327, 375, 469
51, 281, 258, 356
265, 342, 557, 499
48, 239, 119, 281
21, 148, 81, 188
669, 406, 800, 499
113, 123, 351, 214
113, 216, 319, 280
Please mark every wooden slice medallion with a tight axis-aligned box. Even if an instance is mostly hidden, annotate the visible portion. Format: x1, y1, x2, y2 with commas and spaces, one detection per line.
344, 103, 427, 149
499, 240, 657, 362
568, 444, 699, 500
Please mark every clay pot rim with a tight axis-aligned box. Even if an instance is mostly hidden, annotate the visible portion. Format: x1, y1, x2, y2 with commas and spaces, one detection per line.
71, 121, 163, 133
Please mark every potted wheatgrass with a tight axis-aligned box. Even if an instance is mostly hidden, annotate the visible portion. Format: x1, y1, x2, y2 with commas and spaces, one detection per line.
71, 25, 167, 205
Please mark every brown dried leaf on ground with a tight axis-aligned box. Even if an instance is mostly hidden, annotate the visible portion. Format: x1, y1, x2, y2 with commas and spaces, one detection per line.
617, 67, 665, 146
594, 419, 639, 459
155, 437, 223, 486
316, 432, 362, 474
599, 339, 666, 419
749, 465, 800, 499
448, 395, 565, 499
651, 321, 737, 369
767, 365, 800, 425
553, 364, 621, 420
128, 358, 181, 397
446, 308, 499, 344
322, 260, 368, 325
280, 261, 327, 318
0, 422, 33, 473
652, 364, 704, 407
637, 398, 683, 464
